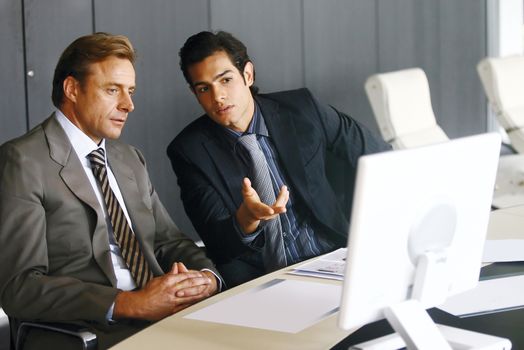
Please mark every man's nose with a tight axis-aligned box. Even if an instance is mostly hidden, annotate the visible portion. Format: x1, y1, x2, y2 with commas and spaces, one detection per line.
119, 91, 134, 113
212, 85, 226, 102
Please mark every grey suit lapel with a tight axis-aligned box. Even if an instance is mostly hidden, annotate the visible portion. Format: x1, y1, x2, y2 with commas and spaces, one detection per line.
104, 143, 146, 234
43, 115, 117, 286
105, 143, 161, 274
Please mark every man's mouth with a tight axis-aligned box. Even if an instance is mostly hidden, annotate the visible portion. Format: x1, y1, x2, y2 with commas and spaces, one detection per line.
217, 105, 233, 114
111, 117, 126, 124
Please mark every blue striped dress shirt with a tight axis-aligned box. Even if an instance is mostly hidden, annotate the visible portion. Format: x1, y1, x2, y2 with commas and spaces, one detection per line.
224, 103, 335, 266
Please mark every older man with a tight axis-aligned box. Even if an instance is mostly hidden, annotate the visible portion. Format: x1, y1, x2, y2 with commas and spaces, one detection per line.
0, 32, 220, 349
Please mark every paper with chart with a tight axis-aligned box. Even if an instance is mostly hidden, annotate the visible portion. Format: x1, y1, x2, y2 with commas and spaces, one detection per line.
184, 279, 341, 333
288, 248, 347, 280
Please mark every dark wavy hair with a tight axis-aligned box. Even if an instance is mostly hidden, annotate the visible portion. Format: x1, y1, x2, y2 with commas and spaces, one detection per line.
52, 32, 135, 108
179, 31, 258, 95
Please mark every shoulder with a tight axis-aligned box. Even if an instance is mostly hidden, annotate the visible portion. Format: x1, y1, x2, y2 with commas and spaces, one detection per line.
257, 88, 326, 127
0, 123, 48, 163
167, 115, 213, 156
106, 139, 146, 166
257, 88, 323, 118
257, 88, 316, 107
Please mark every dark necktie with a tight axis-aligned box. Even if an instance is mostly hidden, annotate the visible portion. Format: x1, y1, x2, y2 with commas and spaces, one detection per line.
238, 134, 287, 271
87, 148, 153, 288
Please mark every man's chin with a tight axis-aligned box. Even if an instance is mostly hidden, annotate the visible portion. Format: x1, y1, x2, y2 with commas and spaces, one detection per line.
104, 130, 123, 140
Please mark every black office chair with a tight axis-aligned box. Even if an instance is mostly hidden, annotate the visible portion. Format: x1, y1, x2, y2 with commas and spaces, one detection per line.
10, 318, 97, 350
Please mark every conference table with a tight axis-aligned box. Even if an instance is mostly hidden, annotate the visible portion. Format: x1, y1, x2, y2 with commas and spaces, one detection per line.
112, 205, 524, 349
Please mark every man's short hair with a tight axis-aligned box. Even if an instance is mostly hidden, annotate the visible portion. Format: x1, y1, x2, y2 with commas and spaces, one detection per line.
179, 31, 258, 94
52, 32, 136, 108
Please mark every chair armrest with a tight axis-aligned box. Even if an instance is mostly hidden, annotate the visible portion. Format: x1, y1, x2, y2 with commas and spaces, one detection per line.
16, 321, 97, 350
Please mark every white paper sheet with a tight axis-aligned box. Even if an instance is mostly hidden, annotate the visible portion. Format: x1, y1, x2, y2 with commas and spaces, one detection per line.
184, 279, 341, 333
288, 248, 347, 280
439, 275, 524, 317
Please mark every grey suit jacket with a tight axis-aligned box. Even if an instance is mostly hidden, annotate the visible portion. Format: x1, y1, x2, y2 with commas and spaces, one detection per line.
0, 115, 217, 336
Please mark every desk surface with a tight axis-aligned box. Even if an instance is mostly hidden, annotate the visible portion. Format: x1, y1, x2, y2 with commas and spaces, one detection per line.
112, 206, 524, 349
111, 269, 354, 350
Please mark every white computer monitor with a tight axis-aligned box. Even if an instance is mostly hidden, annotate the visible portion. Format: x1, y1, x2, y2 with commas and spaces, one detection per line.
338, 133, 511, 349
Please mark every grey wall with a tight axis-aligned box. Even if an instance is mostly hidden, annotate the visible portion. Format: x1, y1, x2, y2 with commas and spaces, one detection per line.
0, 0, 26, 141
0, 0, 488, 240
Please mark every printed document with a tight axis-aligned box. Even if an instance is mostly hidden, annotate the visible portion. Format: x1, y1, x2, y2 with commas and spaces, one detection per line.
288, 248, 347, 280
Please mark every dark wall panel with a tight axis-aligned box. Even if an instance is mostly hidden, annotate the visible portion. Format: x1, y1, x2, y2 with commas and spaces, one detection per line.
0, 0, 26, 143
377, 0, 486, 139
210, 0, 304, 93
24, 0, 93, 128
94, 0, 209, 241
377, 0, 442, 133
304, 0, 378, 131
438, 0, 487, 138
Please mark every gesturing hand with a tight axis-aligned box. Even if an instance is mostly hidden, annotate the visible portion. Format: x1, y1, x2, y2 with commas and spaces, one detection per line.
235, 177, 289, 234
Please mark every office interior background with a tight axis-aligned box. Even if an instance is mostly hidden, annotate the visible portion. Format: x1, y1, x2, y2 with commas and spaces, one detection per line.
1, 0, 523, 348
5, 0, 522, 242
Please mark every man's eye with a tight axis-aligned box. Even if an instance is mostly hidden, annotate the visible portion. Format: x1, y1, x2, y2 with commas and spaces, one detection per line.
107, 88, 118, 95
223, 78, 232, 84
197, 86, 208, 93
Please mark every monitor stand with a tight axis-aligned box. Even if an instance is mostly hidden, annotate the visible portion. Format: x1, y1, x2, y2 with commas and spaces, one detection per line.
348, 251, 512, 350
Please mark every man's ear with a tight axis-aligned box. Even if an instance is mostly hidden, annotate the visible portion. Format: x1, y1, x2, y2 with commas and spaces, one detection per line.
63, 76, 79, 103
243, 61, 254, 87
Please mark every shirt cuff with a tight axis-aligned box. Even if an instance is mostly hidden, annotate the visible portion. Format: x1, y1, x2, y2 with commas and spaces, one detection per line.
233, 215, 265, 246
201, 268, 224, 292
106, 302, 116, 323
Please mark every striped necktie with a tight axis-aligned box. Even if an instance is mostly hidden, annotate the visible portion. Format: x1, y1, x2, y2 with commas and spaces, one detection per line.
238, 134, 287, 272
87, 148, 153, 288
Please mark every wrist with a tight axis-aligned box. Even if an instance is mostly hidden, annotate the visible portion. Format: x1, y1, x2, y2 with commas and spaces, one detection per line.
236, 202, 260, 234
201, 270, 219, 295
113, 290, 141, 319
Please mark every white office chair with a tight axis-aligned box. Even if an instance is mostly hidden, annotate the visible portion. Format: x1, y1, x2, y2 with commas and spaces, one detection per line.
477, 55, 524, 154
365, 68, 448, 150
365, 66, 524, 209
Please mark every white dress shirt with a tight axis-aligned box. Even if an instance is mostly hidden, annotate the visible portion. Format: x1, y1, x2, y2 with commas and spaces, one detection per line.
56, 111, 221, 319
56, 110, 137, 291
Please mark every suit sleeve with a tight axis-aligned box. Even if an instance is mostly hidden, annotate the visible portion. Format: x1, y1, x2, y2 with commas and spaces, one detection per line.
306, 89, 392, 215
307, 90, 391, 161
167, 142, 248, 264
0, 142, 118, 324
131, 148, 221, 275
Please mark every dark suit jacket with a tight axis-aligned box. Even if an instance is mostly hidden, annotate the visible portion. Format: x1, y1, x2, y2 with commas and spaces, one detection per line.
0, 115, 218, 346
167, 88, 391, 265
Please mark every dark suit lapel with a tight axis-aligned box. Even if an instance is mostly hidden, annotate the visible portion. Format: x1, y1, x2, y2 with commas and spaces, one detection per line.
44, 116, 117, 286
202, 123, 246, 209
257, 97, 311, 204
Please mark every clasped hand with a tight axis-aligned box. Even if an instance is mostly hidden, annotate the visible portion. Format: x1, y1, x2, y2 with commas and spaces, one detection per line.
114, 262, 217, 321
236, 177, 290, 234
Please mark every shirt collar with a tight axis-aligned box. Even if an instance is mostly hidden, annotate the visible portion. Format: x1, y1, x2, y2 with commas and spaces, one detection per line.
224, 102, 269, 139
55, 110, 107, 165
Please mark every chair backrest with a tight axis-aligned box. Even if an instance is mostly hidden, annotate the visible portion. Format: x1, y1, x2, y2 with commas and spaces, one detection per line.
365, 68, 448, 149
477, 56, 524, 131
